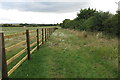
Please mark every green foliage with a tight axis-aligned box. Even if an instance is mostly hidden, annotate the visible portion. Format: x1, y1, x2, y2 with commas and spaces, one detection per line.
83, 16, 94, 31
62, 19, 71, 28
77, 8, 96, 20
1, 23, 59, 27
2, 24, 13, 27
84, 11, 112, 31
61, 8, 118, 36
103, 12, 119, 36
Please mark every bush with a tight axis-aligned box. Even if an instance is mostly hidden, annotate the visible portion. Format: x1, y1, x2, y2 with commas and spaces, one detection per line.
61, 8, 118, 36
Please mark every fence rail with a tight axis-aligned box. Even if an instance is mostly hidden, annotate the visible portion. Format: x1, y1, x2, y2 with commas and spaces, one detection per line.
0, 27, 57, 79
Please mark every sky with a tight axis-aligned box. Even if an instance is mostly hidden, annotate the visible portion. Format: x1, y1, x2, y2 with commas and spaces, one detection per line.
0, 0, 119, 24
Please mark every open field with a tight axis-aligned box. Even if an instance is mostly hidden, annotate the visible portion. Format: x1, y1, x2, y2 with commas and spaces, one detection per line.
3, 28, 118, 78
0, 26, 59, 35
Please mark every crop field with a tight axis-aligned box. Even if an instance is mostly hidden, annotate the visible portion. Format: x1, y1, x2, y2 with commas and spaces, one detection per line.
0, 27, 118, 78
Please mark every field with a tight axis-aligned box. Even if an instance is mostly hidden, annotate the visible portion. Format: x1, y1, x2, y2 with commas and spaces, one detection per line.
1, 27, 118, 78
1, 26, 58, 35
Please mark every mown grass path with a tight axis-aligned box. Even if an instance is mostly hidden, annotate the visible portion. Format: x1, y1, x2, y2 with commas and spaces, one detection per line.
10, 29, 118, 78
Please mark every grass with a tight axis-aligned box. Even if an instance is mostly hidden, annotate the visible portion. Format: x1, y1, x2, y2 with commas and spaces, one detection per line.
7, 29, 118, 78
1, 26, 59, 35
0, 26, 58, 78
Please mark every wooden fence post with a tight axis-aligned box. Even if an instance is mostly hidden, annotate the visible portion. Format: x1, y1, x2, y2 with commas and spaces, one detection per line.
46, 28, 48, 40
44, 29, 46, 41
45, 28, 47, 41
37, 29, 39, 49
0, 33, 8, 79
48, 28, 49, 38
42, 28, 44, 44
26, 30, 30, 60
44, 28, 45, 42
47, 28, 49, 39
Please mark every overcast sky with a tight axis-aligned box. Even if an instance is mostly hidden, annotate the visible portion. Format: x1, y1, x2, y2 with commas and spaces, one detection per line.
0, 0, 119, 24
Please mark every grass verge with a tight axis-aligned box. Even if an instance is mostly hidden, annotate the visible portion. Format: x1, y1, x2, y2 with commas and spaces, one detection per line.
9, 29, 118, 78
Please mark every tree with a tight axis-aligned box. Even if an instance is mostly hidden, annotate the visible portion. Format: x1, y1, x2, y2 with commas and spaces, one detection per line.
2, 24, 13, 27
83, 11, 112, 31
76, 8, 97, 20
60, 8, 118, 36
62, 19, 71, 28
103, 11, 119, 36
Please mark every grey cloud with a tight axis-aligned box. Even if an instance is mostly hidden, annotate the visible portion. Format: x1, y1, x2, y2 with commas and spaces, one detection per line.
0, 2, 90, 13
0, 0, 90, 2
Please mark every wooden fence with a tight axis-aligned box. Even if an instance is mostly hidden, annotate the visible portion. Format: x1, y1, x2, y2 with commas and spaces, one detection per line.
0, 27, 57, 79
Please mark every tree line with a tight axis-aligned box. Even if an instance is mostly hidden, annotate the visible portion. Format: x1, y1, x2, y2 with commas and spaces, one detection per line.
60, 8, 119, 37
1, 23, 59, 27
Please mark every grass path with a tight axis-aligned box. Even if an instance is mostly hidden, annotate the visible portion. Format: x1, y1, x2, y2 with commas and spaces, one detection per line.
9, 29, 118, 78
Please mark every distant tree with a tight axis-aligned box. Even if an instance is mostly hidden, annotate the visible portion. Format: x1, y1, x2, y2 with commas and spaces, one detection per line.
62, 19, 71, 28
2, 24, 12, 27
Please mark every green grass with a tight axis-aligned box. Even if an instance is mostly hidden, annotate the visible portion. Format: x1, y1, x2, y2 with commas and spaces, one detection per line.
0, 26, 58, 77
8, 29, 118, 78
1, 26, 60, 35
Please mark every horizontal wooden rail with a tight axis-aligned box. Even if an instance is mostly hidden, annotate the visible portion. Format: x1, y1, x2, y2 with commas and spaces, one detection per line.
39, 42, 42, 46
4, 30, 36, 39
30, 42, 42, 54
4, 32, 26, 39
30, 36, 36, 40
7, 47, 27, 65
39, 34, 42, 36
5, 40, 26, 52
29, 30, 36, 33
30, 41, 37, 47
8, 55, 27, 76
39, 38, 42, 42
30, 46, 37, 54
